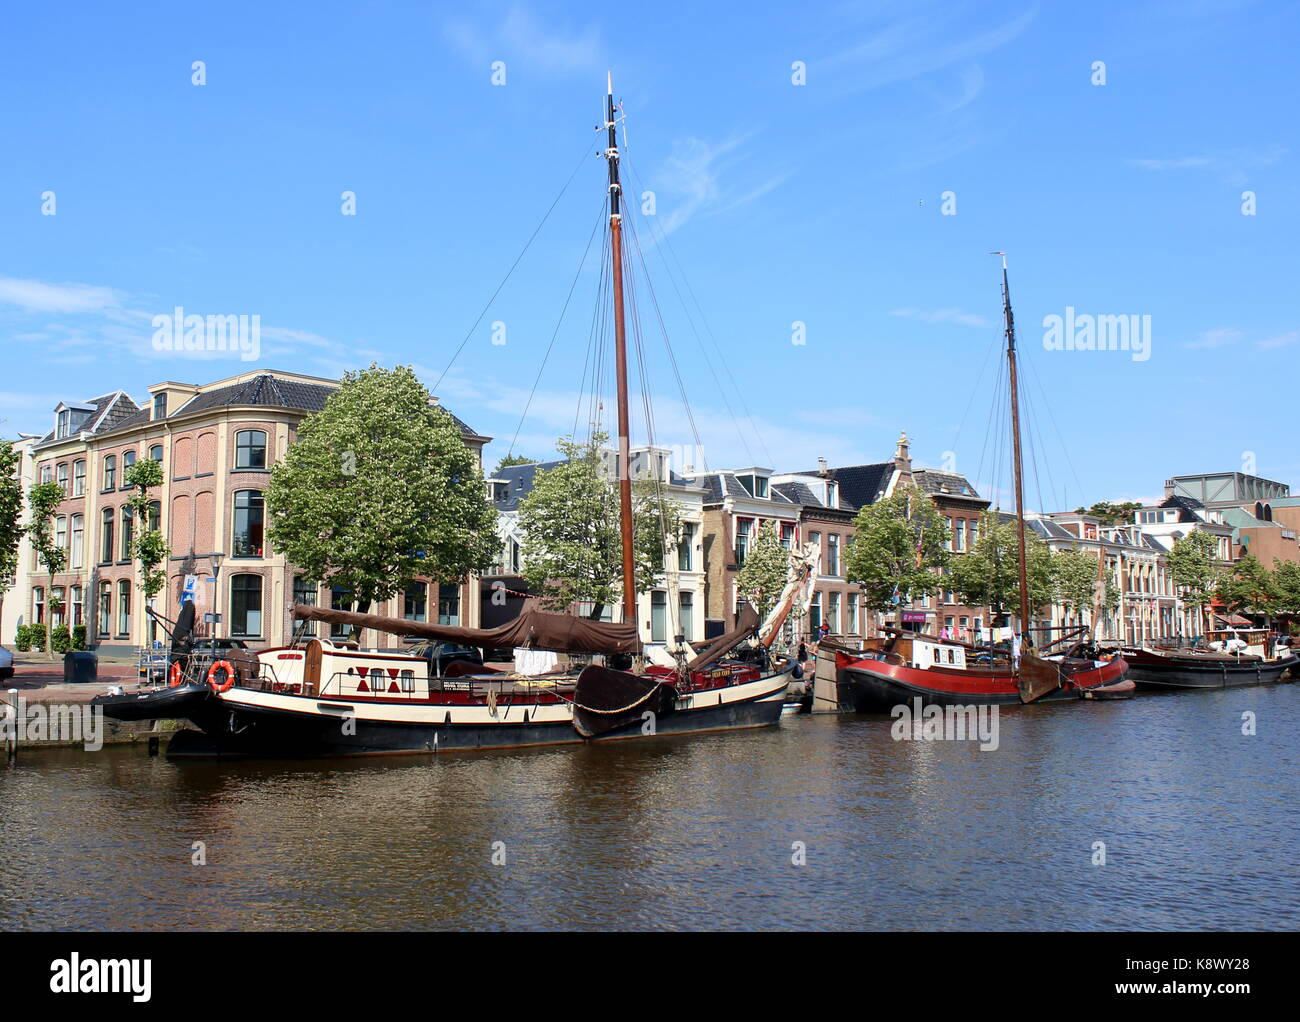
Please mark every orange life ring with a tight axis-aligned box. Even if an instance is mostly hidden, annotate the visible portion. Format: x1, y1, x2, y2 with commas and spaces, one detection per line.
207, 659, 237, 693
168, 661, 183, 688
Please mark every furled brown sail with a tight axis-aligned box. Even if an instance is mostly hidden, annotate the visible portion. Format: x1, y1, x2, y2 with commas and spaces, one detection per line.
292, 602, 641, 656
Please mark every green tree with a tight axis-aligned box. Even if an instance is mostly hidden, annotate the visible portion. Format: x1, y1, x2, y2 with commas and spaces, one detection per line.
1052, 548, 1100, 624
948, 512, 1055, 623
1217, 553, 1278, 624
1272, 559, 1300, 619
0, 440, 24, 643
492, 453, 535, 475
843, 483, 950, 612
736, 521, 789, 619
517, 431, 681, 617
266, 364, 499, 613
124, 458, 171, 638
1166, 530, 1223, 634
1074, 500, 1143, 526
27, 480, 67, 661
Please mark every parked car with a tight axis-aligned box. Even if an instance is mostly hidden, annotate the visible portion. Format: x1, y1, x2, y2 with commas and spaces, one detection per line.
0, 644, 13, 682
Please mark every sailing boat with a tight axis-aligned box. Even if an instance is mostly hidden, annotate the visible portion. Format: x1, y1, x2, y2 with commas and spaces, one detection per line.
835, 256, 1134, 711
144, 77, 801, 758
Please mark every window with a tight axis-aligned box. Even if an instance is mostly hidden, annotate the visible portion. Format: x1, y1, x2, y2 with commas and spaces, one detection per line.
56, 409, 71, 438
955, 520, 966, 552
293, 576, 318, 636
120, 505, 133, 561
149, 444, 163, 463
40, 465, 52, 484
147, 500, 161, 532
846, 593, 858, 635
232, 490, 265, 557
330, 587, 354, 638
56, 463, 69, 494
33, 587, 44, 624
100, 508, 115, 564
153, 393, 167, 419
438, 584, 460, 626
55, 515, 67, 552
235, 430, 267, 470
735, 518, 752, 565
70, 585, 83, 628
230, 574, 263, 637
780, 522, 795, 550
98, 583, 111, 637
121, 450, 136, 484
828, 592, 840, 634
679, 591, 694, 641
72, 460, 86, 496
809, 531, 822, 572
677, 522, 696, 572
970, 521, 979, 547
651, 590, 667, 642
825, 481, 837, 508
403, 582, 428, 621
737, 473, 769, 498
117, 580, 131, 636
827, 534, 840, 576
809, 591, 822, 632
102, 455, 116, 490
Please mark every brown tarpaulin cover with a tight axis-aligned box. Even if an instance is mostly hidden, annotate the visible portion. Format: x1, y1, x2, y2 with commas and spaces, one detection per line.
292, 602, 642, 656
686, 603, 760, 672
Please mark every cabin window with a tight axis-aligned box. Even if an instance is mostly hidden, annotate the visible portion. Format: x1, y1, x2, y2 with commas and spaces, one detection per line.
400, 670, 415, 693
235, 429, 267, 470
933, 647, 941, 663
232, 490, 265, 557
230, 574, 263, 637
369, 667, 386, 692
947, 649, 956, 664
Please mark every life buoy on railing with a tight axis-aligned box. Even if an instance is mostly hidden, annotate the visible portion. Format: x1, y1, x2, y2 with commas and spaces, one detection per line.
168, 661, 183, 688
207, 660, 236, 693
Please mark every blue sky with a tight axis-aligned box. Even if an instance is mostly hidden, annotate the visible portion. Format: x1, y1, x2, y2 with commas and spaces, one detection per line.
2, 0, 1296, 510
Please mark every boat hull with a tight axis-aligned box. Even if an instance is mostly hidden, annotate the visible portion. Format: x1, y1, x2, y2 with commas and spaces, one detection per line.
1125, 653, 1297, 690
91, 682, 212, 723
166, 670, 791, 758
840, 656, 1129, 714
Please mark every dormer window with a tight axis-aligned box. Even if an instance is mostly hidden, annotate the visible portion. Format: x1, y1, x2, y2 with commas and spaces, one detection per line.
56, 409, 71, 439
825, 481, 838, 507
153, 393, 167, 419
737, 473, 769, 498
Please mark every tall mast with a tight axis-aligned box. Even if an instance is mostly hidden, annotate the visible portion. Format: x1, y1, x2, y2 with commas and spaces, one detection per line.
999, 253, 1032, 650
604, 73, 637, 627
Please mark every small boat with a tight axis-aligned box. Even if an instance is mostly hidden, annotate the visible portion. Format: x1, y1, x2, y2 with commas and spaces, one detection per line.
837, 256, 1133, 712
92, 680, 212, 722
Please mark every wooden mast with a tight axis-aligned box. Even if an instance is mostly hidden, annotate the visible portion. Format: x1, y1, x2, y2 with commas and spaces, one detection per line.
998, 253, 1033, 650
605, 73, 637, 627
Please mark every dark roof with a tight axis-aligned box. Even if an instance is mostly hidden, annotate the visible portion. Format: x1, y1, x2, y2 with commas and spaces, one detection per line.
489, 460, 561, 511
802, 463, 893, 509
772, 480, 858, 514
912, 468, 985, 502
1158, 494, 1204, 522
691, 471, 799, 507
95, 373, 483, 441
33, 392, 140, 448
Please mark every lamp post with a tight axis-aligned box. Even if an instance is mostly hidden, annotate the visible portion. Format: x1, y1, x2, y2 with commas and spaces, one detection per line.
209, 552, 224, 639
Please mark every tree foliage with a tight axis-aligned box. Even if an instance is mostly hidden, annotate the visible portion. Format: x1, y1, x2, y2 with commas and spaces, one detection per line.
736, 521, 789, 619
1074, 500, 1142, 526
1166, 530, 1223, 621
27, 480, 66, 660
517, 432, 682, 617
266, 364, 499, 609
492, 453, 535, 475
0, 440, 24, 638
843, 483, 951, 611
124, 457, 170, 600
948, 512, 1055, 619
1216, 553, 1278, 620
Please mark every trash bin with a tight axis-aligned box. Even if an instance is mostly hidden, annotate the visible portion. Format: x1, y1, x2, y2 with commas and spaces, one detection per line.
63, 651, 98, 684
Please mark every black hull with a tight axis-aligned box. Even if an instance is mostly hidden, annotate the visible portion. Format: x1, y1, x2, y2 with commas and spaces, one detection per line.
167, 686, 785, 759
1127, 656, 1297, 690
90, 683, 212, 722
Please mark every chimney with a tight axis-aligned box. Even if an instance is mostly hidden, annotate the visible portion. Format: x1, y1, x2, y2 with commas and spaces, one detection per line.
894, 430, 912, 472
817, 457, 829, 477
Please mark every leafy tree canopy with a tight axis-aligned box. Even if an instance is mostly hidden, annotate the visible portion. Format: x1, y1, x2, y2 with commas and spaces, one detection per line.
736, 521, 789, 620
1074, 500, 1143, 526
948, 512, 1054, 619
843, 483, 950, 612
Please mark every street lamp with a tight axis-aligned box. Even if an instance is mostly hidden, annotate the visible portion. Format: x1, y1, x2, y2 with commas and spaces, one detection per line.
209, 552, 224, 639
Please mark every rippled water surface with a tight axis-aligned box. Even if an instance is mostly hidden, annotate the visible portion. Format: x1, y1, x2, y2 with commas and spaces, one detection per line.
2, 687, 1297, 930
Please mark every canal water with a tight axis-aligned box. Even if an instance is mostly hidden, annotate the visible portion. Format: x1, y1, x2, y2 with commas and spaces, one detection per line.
2, 686, 1297, 930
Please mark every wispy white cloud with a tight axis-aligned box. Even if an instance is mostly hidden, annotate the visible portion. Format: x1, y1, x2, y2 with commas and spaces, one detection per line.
1258, 331, 1299, 351
444, 5, 603, 75
0, 277, 125, 314
891, 306, 993, 328
650, 134, 791, 236
1125, 147, 1287, 185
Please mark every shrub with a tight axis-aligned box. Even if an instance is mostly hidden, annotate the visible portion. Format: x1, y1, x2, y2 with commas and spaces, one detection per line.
50, 624, 72, 654
13, 624, 31, 652
28, 623, 46, 651
72, 625, 88, 651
